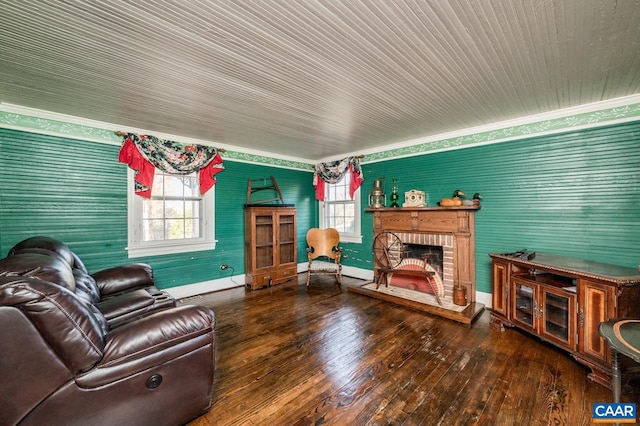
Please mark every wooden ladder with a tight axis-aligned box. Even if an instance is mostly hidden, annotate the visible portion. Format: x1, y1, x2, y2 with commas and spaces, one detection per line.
246, 176, 286, 205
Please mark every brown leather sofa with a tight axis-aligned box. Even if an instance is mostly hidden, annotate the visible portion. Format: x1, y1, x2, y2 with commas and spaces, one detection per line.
0, 237, 216, 425
4, 236, 177, 328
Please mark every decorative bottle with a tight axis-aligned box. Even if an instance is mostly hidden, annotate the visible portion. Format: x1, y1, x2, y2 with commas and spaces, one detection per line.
390, 178, 400, 208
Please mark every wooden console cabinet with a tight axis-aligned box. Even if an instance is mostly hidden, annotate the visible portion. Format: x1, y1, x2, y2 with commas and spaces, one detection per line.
244, 206, 297, 290
490, 252, 640, 386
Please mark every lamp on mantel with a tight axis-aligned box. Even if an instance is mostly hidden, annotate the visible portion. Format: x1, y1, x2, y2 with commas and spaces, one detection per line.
368, 179, 386, 208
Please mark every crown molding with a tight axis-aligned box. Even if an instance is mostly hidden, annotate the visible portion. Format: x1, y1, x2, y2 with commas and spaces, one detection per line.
3, 95, 640, 169
0, 103, 312, 171
354, 94, 640, 164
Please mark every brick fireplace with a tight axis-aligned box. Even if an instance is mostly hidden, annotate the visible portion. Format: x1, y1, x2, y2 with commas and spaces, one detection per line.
350, 206, 484, 324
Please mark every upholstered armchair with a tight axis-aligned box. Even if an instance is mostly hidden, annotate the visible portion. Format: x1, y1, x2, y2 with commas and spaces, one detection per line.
0, 275, 215, 426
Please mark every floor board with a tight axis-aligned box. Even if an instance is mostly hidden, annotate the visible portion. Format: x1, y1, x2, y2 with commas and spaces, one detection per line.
183, 274, 638, 425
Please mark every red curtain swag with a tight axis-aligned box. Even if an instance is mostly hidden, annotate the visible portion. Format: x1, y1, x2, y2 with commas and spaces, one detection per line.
313, 156, 364, 201
118, 132, 224, 198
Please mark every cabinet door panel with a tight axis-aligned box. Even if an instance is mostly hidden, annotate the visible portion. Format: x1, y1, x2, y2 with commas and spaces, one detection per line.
492, 261, 509, 317
256, 246, 274, 269
279, 243, 295, 266
255, 216, 274, 243
579, 280, 614, 362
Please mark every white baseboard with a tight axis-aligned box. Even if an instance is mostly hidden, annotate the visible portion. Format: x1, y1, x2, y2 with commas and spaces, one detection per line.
476, 291, 492, 309
164, 265, 494, 310
341, 265, 375, 281
164, 275, 244, 300
166, 263, 375, 299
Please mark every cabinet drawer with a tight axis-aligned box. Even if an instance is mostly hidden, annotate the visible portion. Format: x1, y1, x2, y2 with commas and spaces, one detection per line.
276, 267, 297, 281
253, 272, 273, 286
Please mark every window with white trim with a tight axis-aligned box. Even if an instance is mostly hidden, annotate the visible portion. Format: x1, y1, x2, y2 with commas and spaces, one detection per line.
319, 173, 362, 243
126, 169, 216, 257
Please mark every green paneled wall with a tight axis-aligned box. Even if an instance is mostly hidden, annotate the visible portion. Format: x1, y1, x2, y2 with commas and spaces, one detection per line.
0, 129, 129, 269
353, 121, 640, 294
2, 120, 639, 295
0, 128, 316, 290
214, 161, 317, 278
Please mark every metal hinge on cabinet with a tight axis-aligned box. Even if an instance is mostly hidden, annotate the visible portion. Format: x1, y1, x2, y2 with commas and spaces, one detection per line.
578, 305, 584, 327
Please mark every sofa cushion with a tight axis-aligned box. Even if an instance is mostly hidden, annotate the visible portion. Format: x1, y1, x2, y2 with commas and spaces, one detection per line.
0, 276, 105, 373
72, 268, 101, 304
0, 252, 76, 291
8, 236, 88, 272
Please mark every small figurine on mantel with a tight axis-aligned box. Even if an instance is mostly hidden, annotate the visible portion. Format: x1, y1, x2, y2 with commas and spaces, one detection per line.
389, 178, 400, 208
463, 192, 483, 206
438, 189, 465, 207
472, 192, 482, 206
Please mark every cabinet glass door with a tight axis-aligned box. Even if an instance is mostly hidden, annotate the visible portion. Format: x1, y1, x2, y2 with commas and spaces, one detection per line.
255, 215, 274, 269
512, 279, 536, 330
540, 288, 575, 349
278, 213, 296, 265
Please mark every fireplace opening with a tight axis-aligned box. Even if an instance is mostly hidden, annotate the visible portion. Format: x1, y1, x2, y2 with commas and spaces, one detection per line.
403, 244, 443, 279
384, 243, 446, 298
385, 232, 455, 301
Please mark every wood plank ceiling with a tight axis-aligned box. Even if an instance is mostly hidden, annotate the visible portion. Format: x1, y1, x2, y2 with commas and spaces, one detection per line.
1, 0, 639, 161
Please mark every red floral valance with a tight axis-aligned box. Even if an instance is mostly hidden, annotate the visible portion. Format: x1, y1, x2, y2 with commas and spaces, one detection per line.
313, 156, 364, 201
118, 132, 224, 198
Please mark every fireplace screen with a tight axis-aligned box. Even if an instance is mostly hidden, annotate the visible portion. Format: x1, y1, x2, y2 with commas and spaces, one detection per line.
375, 231, 455, 302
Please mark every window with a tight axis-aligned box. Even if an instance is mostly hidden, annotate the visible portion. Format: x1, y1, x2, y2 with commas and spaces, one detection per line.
126, 169, 216, 257
319, 173, 362, 243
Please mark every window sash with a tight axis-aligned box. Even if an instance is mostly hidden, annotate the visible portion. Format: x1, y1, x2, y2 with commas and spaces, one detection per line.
126, 169, 216, 258
320, 174, 362, 244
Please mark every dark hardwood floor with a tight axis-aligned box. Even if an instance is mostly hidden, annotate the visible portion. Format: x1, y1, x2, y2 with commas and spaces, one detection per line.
182, 274, 638, 426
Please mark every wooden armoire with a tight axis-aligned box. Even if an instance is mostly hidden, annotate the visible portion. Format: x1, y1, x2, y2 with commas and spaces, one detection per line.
244, 205, 297, 290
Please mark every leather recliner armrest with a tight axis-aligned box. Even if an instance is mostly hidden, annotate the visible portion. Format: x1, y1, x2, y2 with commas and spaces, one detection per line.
76, 305, 215, 388
92, 263, 155, 297
94, 289, 155, 322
